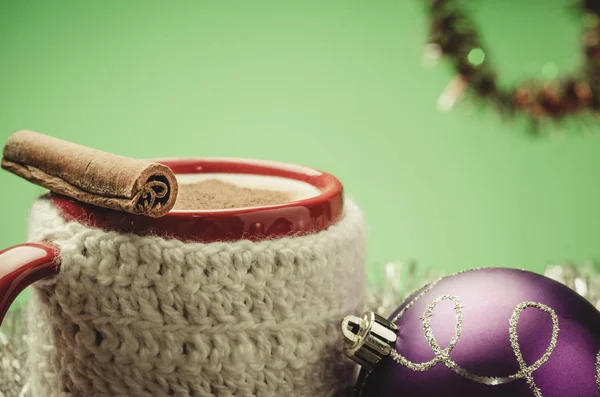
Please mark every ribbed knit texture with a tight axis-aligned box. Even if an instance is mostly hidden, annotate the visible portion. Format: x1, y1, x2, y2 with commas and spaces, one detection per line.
25, 199, 366, 397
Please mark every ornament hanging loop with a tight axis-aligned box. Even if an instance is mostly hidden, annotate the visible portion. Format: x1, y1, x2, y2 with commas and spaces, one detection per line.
341, 312, 398, 369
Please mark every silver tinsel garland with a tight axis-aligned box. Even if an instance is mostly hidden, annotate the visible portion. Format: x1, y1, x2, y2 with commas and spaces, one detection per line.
366, 261, 438, 316
2, 262, 600, 397
544, 261, 600, 310
367, 261, 600, 315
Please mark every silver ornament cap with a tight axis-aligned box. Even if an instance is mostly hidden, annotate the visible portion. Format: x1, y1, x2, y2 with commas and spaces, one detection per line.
341, 312, 398, 369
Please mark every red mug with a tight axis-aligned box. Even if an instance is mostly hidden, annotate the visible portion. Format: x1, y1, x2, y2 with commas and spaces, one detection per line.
0, 157, 344, 325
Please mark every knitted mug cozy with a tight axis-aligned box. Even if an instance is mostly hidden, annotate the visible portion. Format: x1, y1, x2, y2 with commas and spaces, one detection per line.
25, 198, 366, 397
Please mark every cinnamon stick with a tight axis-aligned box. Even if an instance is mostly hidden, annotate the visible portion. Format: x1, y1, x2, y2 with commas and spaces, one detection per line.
2, 130, 178, 218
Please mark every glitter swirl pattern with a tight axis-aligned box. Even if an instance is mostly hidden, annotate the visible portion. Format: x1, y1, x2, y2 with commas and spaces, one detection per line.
596, 350, 600, 392
389, 279, 561, 396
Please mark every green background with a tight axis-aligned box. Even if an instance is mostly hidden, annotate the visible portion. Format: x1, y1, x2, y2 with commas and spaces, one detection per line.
0, 0, 598, 285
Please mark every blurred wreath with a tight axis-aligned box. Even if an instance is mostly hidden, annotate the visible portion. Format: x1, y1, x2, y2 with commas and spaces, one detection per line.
425, 0, 600, 126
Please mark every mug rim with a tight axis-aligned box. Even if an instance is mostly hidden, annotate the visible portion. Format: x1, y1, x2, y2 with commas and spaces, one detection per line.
50, 157, 344, 242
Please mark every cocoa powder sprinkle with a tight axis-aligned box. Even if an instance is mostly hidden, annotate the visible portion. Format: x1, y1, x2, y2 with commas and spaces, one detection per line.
173, 179, 291, 210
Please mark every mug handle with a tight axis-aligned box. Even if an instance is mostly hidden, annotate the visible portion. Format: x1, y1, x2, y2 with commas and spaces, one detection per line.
0, 243, 61, 326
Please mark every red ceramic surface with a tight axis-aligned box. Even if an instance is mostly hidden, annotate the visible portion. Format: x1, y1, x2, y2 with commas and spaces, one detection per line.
0, 243, 60, 325
50, 158, 344, 242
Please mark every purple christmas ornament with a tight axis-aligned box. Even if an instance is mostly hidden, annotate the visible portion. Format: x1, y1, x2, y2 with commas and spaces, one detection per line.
342, 268, 600, 397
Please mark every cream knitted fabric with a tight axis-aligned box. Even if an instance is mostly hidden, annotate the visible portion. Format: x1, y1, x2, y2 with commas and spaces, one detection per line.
25, 199, 366, 397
